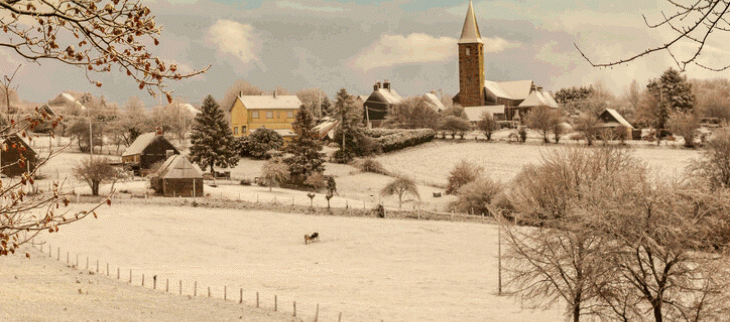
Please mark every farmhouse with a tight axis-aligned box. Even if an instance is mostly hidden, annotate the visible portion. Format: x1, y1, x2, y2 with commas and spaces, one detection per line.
230, 91, 302, 140
0, 134, 36, 177
453, 0, 557, 121
597, 108, 635, 139
121, 130, 179, 175
363, 80, 403, 128
424, 92, 446, 113
150, 154, 204, 197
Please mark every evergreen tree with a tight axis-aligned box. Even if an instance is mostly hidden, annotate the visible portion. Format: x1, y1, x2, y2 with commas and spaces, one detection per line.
332, 88, 375, 163
642, 68, 695, 130
189, 95, 239, 174
285, 106, 325, 184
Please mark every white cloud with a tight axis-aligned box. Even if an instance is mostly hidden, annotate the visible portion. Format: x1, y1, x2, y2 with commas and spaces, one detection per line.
276, 1, 347, 12
208, 19, 258, 64
352, 33, 518, 71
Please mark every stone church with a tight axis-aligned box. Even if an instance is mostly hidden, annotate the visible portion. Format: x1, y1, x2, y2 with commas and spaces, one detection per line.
453, 0, 558, 123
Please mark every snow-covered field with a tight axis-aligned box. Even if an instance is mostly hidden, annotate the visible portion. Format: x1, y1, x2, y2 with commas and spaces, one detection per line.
376, 140, 701, 186
41, 204, 563, 322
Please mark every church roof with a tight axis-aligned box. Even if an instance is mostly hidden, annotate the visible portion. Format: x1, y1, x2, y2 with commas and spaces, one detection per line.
459, 0, 483, 44
497, 80, 534, 100
464, 105, 505, 122
518, 90, 559, 108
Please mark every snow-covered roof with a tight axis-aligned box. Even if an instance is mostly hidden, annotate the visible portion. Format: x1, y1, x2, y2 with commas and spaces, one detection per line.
313, 120, 338, 139
356, 95, 369, 102
238, 94, 302, 110
273, 129, 297, 137
122, 132, 157, 157
154, 154, 203, 179
424, 93, 446, 113
464, 105, 505, 122
518, 90, 558, 108
182, 103, 200, 115
376, 88, 403, 105
601, 108, 634, 129
497, 80, 534, 100
458, 0, 483, 44
484, 81, 513, 100
48, 92, 86, 110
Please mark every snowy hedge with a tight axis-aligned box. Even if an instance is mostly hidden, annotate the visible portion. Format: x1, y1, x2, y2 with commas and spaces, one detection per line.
366, 128, 436, 153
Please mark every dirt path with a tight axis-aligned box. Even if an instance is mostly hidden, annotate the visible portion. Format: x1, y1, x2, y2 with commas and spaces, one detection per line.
0, 245, 301, 322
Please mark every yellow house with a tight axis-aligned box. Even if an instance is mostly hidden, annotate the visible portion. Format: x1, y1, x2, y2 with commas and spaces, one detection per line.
230, 92, 302, 141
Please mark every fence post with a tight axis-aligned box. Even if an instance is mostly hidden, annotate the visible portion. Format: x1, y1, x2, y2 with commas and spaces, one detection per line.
129, 269, 132, 283
86, 257, 89, 270
498, 224, 502, 295
117, 267, 120, 280
194, 281, 197, 296
76, 254, 78, 267
179, 280, 182, 295
106, 263, 109, 276
293, 301, 296, 317
256, 292, 259, 308
96, 260, 99, 273
49, 245, 52, 258
208, 286, 211, 298
338, 312, 342, 322
66, 251, 69, 264
57, 247, 59, 260
315, 304, 319, 322
153, 275, 157, 290
274, 295, 277, 311
166, 279, 169, 292
224, 286, 227, 301
239, 288, 243, 304
142, 274, 144, 287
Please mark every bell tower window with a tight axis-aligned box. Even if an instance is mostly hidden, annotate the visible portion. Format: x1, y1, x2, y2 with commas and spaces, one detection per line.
466, 48, 470, 56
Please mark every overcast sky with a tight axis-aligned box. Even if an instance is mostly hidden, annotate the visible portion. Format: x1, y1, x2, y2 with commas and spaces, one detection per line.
3, 0, 730, 108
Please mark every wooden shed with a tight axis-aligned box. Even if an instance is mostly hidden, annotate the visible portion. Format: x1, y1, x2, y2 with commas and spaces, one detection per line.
150, 154, 204, 197
121, 131, 179, 175
597, 108, 635, 140
1, 134, 37, 177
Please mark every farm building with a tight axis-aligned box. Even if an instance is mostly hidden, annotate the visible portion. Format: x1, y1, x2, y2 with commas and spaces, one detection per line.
121, 130, 179, 175
0, 134, 37, 177
453, 0, 557, 121
424, 92, 446, 113
363, 80, 403, 128
597, 108, 635, 139
230, 91, 302, 140
150, 154, 204, 197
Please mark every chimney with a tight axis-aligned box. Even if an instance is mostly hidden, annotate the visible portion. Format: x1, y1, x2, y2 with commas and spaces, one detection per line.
530, 84, 537, 92
166, 150, 175, 159
273, 90, 277, 98
537, 86, 543, 92
239, 90, 242, 97
374, 82, 381, 91
383, 80, 390, 91
155, 126, 163, 135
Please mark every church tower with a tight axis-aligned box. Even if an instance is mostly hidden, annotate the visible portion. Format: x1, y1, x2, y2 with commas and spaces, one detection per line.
457, 0, 485, 107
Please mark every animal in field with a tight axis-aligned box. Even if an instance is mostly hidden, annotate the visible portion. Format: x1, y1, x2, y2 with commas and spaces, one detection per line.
304, 232, 319, 245
507, 131, 520, 142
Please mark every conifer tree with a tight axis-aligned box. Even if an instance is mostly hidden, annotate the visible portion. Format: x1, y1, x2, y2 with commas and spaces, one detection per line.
285, 106, 325, 184
332, 88, 375, 163
189, 95, 239, 174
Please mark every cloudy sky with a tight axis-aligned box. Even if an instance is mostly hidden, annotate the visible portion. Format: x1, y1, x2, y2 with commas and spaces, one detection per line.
3, 0, 730, 108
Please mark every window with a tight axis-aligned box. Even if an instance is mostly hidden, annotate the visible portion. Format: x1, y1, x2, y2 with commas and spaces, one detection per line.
266, 111, 273, 119
241, 126, 247, 134
251, 111, 259, 119
233, 127, 238, 135
466, 47, 470, 56
287, 111, 294, 118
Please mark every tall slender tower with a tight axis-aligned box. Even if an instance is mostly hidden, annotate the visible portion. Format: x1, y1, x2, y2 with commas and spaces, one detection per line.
457, 0, 485, 107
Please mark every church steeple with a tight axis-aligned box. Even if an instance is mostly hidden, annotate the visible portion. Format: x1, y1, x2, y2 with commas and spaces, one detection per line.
456, 0, 485, 107
459, 0, 483, 44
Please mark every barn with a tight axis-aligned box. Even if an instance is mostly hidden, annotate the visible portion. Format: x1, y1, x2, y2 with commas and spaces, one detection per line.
121, 130, 179, 175
150, 154, 204, 197
1, 134, 37, 177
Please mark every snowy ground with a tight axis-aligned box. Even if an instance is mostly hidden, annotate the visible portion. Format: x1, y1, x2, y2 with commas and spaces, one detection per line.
40, 204, 564, 322
375, 138, 700, 187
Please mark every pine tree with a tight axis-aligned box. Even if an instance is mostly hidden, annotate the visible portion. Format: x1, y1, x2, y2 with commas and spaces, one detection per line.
189, 95, 239, 174
332, 88, 375, 163
643, 68, 695, 130
284, 106, 325, 184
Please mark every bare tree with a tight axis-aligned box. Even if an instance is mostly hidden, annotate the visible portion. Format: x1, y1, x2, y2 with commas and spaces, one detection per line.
380, 177, 419, 209
260, 158, 289, 192
477, 111, 497, 141
0, 0, 207, 100
526, 106, 559, 143
446, 160, 483, 195
575, 1, 730, 72
73, 158, 119, 196
689, 126, 730, 190
668, 111, 700, 148
220, 79, 263, 114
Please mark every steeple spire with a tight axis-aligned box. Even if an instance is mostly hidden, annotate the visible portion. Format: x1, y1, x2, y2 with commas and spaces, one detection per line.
459, 0, 483, 44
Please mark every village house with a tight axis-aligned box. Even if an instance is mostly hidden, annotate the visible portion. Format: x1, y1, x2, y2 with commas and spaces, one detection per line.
454, 0, 558, 122
230, 91, 301, 141
0, 134, 36, 177
597, 108, 635, 139
363, 80, 403, 128
424, 91, 446, 113
121, 129, 179, 175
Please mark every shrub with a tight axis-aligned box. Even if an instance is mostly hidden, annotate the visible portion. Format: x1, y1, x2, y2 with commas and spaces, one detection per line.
440, 116, 471, 139
689, 127, 730, 189
518, 127, 527, 142
366, 128, 435, 153
305, 172, 326, 191
668, 111, 700, 148
448, 177, 502, 215
239, 179, 251, 186
446, 160, 484, 194
354, 158, 389, 175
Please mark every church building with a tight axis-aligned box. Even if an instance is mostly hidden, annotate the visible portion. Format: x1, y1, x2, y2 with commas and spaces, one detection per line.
453, 0, 558, 122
